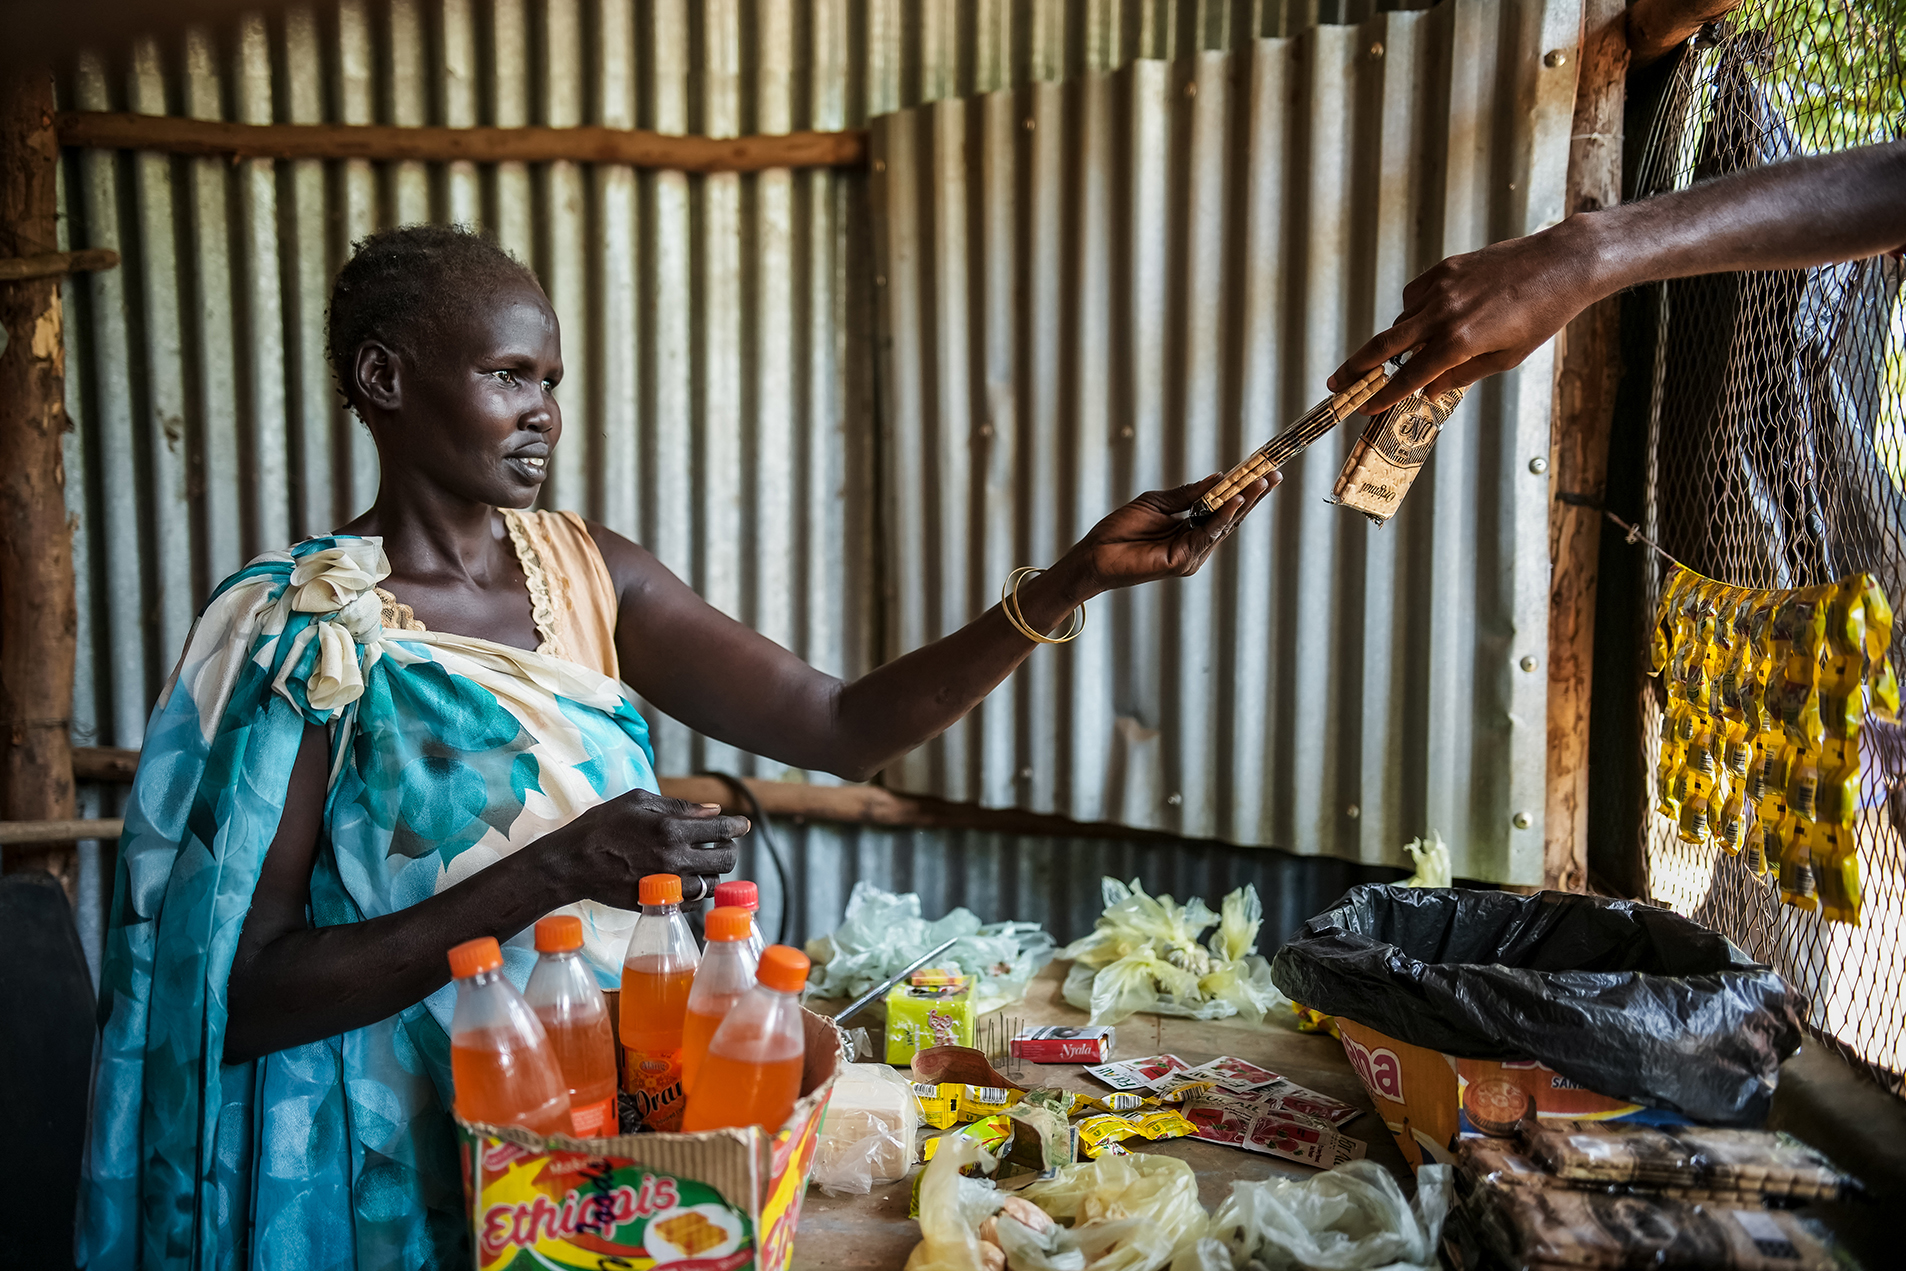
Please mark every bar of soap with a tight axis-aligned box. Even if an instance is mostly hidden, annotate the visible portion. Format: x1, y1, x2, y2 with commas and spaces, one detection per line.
815, 1063, 918, 1189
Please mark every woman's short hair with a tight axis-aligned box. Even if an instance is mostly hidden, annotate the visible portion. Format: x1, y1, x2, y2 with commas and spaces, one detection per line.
326, 224, 543, 412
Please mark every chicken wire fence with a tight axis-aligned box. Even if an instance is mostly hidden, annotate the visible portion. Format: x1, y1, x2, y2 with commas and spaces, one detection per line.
1631, 0, 1906, 1094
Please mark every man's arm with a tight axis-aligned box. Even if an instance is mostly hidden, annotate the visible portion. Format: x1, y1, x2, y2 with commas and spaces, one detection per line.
1332, 140, 1906, 414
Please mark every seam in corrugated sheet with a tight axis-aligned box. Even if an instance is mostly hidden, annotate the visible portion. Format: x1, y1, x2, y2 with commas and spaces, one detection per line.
870, 0, 1578, 882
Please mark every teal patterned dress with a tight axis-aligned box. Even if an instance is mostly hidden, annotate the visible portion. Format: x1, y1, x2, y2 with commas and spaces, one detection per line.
76, 536, 657, 1270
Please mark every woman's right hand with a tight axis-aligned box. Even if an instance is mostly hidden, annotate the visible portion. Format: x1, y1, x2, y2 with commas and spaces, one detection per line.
541, 788, 751, 907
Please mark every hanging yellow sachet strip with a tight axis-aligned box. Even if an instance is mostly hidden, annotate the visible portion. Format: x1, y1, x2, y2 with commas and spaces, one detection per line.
1649, 567, 1899, 924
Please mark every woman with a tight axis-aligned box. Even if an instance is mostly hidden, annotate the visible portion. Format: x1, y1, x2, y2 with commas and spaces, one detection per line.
78, 225, 1273, 1269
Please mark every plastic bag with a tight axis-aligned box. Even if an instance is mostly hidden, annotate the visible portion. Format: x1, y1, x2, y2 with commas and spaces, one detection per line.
1400, 831, 1451, 888
1172, 1160, 1452, 1271
1017, 1152, 1208, 1271
904, 1133, 1005, 1271
814, 1062, 919, 1196
1269, 884, 1805, 1125
1060, 880, 1280, 1025
809, 882, 1056, 1016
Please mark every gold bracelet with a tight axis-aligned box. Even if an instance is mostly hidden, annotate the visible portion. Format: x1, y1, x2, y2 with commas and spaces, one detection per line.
1001, 567, 1086, 644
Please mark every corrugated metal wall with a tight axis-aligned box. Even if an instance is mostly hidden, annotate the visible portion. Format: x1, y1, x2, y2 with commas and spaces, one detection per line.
49, 0, 1500, 979
871, 0, 1577, 883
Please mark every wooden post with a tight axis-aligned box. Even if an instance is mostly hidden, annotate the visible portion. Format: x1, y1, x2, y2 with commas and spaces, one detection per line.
0, 70, 79, 897
1544, 0, 1628, 892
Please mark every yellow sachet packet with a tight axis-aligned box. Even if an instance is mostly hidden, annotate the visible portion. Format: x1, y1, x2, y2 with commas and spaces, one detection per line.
1075, 1114, 1143, 1158
912, 1081, 961, 1130
1130, 1109, 1196, 1141
957, 1084, 1025, 1122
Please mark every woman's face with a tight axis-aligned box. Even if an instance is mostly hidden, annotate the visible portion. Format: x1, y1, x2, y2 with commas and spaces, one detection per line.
366, 277, 564, 510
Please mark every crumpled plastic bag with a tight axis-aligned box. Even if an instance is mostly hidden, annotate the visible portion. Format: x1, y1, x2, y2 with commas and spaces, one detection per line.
1171, 1161, 1452, 1271
808, 882, 1057, 1017
904, 1133, 1005, 1271
1060, 879, 1281, 1025
1018, 1153, 1209, 1271
1400, 831, 1451, 888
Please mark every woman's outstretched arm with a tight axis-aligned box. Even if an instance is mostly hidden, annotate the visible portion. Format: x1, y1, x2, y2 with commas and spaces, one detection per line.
593, 472, 1274, 783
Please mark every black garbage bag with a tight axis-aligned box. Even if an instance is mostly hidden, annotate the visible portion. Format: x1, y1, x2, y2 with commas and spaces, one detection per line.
1269, 885, 1805, 1126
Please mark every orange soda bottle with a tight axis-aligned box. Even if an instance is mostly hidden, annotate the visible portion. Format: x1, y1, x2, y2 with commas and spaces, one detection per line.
524, 915, 618, 1137
618, 873, 700, 1130
711, 880, 767, 967
680, 945, 811, 1133
447, 936, 571, 1137
681, 906, 758, 1094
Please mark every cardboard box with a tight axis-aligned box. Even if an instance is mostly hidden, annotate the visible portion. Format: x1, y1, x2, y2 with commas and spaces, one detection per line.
884, 975, 976, 1063
1012, 1025, 1115, 1064
458, 1008, 843, 1270
1335, 1017, 1687, 1172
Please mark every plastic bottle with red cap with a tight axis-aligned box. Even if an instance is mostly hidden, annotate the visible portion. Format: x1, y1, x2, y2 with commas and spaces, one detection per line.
711, 879, 767, 967
447, 936, 572, 1137
524, 915, 618, 1137
618, 874, 701, 1130
680, 906, 758, 1095
680, 945, 811, 1133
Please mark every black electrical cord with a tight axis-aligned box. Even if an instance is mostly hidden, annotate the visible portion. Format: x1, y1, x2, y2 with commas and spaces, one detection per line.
699, 771, 792, 947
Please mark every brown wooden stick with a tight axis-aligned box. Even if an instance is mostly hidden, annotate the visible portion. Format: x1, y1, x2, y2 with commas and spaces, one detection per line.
1545, 0, 1628, 893
0, 818, 123, 846
71, 747, 1217, 846
0, 248, 121, 282
0, 74, 79, 899
56, 111, 869, 173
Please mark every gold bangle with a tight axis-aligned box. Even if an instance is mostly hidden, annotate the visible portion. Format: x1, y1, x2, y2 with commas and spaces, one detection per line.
1001, 567, 1086, 644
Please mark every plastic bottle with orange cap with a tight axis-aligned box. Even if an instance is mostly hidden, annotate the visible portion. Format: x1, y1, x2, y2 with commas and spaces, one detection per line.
680, 906, 759, 1094
711, 879, 767, 967
525, 915, 619, 1136
618, 873, 702, 1129
446, 936, 572, 1137
680, 943, 813, 1133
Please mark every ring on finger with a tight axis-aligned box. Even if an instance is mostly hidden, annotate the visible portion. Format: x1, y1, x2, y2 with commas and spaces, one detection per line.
682, 875, 709, 903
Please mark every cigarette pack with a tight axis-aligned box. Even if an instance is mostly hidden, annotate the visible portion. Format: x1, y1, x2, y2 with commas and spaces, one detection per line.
1329, 384, 1466, 524
1011, 1025, 1116, 1063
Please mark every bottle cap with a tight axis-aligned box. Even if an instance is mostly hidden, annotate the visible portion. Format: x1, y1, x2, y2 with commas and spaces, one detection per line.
534, 914, 583, 952
705, 906, 753, 943
756, 945, 811, 994
639, 874, 682, 906
712, 880, 759, 912
448, 936, 503, 979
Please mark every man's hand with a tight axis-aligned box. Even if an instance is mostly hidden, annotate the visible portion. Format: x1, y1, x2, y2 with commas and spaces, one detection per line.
1330, 217, 1607, 415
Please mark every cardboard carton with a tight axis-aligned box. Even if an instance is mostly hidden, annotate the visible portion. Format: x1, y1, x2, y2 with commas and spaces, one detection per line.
1335, 1017, 1687, 1172
458, 1008, 844, 1270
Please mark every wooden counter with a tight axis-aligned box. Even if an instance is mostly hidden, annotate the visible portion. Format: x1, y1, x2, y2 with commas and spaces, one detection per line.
791, 961, 1410, 1269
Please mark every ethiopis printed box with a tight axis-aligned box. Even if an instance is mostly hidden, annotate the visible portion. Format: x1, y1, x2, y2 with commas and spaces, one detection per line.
457, 1009, 843, 1270
1335, 1018, 1686, 1173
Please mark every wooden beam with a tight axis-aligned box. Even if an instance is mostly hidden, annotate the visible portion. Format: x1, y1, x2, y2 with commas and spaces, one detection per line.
1626, 0, 1746, 68
73, 746, 138, 783
1545, 0, 1629, 893
56, 112, 868, 174
0, 73, 80, 898
0, 818, 123, 846
0, 248, 120, 283
70, 747, 1203, 845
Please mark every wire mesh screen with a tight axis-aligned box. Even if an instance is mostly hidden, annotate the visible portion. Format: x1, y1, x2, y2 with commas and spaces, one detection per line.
1632, 0, 1905, 1093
